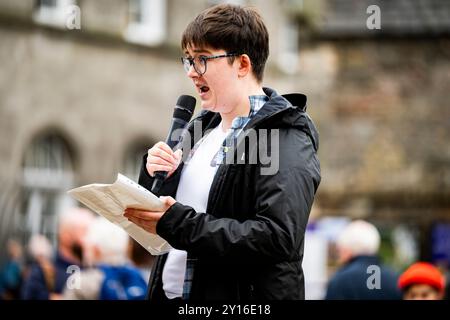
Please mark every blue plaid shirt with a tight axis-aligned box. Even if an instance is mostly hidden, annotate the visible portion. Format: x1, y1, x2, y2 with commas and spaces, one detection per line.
210, 95, 269, 166
181, 94, 268, 300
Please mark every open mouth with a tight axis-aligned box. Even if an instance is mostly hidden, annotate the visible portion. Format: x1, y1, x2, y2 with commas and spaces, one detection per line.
200, 86, 210, 93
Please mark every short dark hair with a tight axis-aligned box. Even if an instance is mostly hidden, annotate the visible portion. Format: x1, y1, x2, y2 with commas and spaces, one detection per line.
181, 4, 269, 83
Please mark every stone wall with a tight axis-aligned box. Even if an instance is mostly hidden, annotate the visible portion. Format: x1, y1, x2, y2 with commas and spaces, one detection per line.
0, 0, 449, 262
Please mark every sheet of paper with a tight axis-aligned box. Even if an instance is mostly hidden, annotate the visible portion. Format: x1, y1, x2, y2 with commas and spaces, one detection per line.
67, 173, 172, 255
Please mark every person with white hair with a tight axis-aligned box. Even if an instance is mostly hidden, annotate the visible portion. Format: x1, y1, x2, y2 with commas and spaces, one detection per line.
27, 234, 53, 262
325, 220, 401, 300
21, 207, 94, 300
62, 217, 147, 300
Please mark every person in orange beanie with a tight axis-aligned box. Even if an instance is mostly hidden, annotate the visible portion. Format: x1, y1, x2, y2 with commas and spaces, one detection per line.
398, 262, 446, 300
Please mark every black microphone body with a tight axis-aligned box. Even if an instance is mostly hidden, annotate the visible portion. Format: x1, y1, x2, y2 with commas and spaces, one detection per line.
151, 95, 196, 194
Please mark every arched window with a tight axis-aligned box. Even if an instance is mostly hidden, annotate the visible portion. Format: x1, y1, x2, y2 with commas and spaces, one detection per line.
20, 133, 76, 245
122, 140, 153, 182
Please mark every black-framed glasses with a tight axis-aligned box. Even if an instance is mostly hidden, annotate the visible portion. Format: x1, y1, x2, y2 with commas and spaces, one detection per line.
181, 53, 240, 75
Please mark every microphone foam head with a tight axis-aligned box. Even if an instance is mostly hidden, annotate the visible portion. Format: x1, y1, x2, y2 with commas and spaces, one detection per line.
174, 95, 196, 121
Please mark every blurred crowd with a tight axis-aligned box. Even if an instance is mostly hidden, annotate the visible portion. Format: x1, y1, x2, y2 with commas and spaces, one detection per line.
0, 207, 155, 300
324, 220, 448, 300
0, 210, 447, 300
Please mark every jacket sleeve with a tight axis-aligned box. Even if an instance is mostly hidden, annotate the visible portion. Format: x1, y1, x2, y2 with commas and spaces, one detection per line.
156, 128, 321, 262
21, 264, 49, 300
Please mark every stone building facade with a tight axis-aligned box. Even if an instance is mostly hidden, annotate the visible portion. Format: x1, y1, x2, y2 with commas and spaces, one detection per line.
0, 0, 449, 265
0, 0, 314, 260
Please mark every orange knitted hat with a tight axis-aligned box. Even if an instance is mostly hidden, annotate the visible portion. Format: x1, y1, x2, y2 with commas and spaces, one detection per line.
398, 262, 446, 293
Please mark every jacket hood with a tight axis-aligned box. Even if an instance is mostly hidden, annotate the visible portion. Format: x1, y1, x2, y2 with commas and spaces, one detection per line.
188, 87, 319, 152
250, 87, 319, 152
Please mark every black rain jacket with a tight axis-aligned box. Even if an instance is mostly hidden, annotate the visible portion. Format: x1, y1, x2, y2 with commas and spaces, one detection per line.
138, 87, 321, 300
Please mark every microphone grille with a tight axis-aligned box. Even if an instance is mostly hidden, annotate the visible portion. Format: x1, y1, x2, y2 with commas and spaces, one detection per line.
174, 95, 196, 121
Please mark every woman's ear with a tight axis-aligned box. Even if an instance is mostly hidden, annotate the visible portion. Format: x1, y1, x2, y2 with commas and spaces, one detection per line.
237, 54, 252, 78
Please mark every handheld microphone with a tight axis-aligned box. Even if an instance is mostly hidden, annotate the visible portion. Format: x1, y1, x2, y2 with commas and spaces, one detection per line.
151, 95, 196, 193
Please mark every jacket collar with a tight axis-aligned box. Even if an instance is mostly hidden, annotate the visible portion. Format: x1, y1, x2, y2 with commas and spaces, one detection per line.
189, 87, 307, 127
185, 87, 318, 151
347, 255, 381, 266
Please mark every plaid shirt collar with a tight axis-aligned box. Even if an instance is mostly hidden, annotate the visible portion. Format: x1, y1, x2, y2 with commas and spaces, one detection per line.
185, 95, 269, 166
210, 94, 268, 166
230, 94, 269, 131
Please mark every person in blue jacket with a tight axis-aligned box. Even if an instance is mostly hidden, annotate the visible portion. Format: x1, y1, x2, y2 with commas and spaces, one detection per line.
325, 220, 401, 300
0, 239, 24, 300
21, 208, 93, 300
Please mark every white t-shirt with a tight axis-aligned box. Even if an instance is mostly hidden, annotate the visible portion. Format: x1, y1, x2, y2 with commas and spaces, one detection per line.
162, 122, 229, 299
